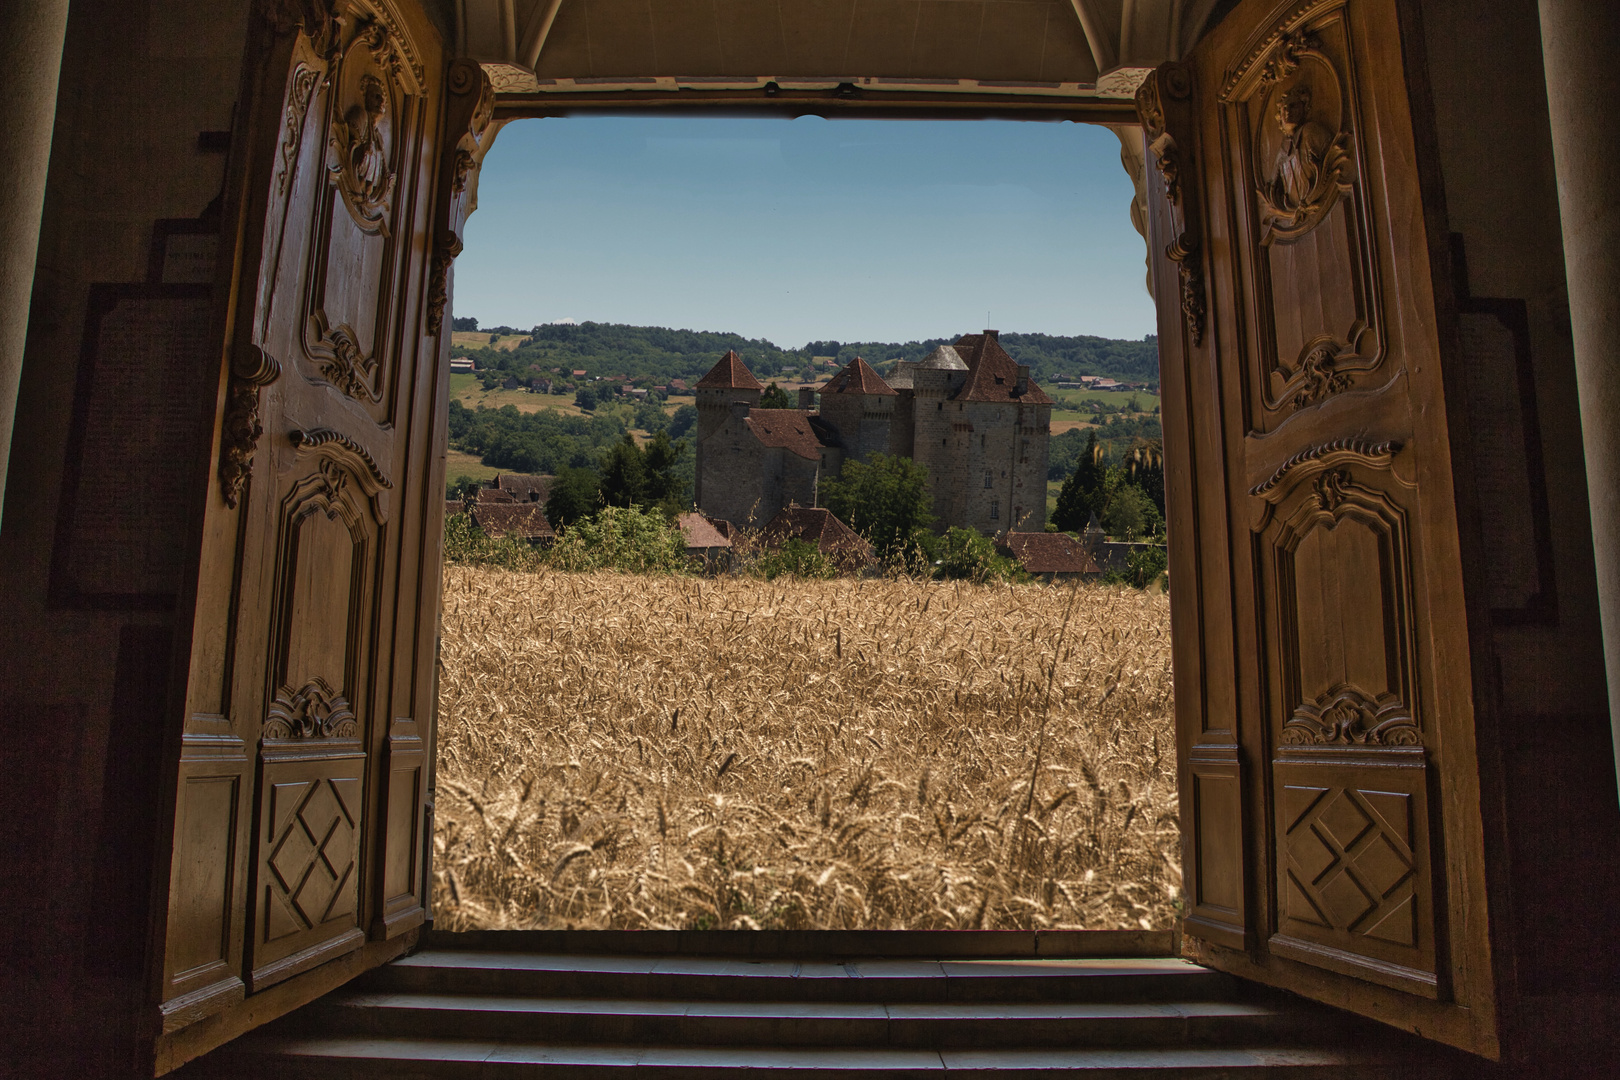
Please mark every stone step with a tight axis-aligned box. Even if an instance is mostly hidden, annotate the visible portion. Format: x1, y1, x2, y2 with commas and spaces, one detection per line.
306, 990, 1304, 1049
203, 1033, 1412, 1078
362, 951, 1241, 1005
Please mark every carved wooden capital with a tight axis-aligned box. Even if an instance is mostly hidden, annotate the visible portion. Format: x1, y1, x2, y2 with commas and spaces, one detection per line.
426, 59, 497, 337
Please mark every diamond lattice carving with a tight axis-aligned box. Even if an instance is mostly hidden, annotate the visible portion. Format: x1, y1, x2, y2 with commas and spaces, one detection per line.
265, 777, 359, 934
1283, 785, 1416, 944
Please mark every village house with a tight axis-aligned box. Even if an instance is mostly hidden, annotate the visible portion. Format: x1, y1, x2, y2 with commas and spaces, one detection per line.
996, 531, 1102, 581
694, 332, 1052, 532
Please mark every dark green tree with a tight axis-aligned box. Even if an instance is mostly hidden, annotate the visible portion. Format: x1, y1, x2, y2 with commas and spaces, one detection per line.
1052, 429, 1108, 532
1124, 437, 1166, 518
641, 430, 690, 512
597, 434, 648, 509
667, 403, 699, 439
759, 381, 793, 409
545, 466, 601, 529
574, 384, 600, 411
819, 453, 934, 556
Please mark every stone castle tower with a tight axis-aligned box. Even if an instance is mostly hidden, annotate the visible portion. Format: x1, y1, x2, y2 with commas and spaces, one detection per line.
693, 333, 1051, 534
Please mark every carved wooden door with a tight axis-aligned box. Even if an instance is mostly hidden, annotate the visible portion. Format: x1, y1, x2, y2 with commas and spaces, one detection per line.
154, 2, 493, 1045
1140, 0, 1501, 1058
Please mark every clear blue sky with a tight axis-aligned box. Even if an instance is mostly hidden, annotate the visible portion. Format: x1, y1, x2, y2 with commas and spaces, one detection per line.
455, 116, 1157, 349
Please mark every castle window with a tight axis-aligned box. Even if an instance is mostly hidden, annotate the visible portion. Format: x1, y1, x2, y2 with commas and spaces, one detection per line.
990, 500, 999, 519
984, 470, 993, 489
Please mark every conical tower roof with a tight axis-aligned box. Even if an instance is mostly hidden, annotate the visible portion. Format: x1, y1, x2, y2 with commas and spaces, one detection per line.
695, 350, 764, 390
917, 345, 968, 371
821, 356, 897, 396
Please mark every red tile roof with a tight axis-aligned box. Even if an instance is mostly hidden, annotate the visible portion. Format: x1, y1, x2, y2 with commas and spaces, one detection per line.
495, 473, 551, 502
470, 502, 555, 541
475, 486, 517, 503
744, 408, 826, 461
695, 349, 764, 390
954, 332, 1054, 405
997, 532, 1100, 575
676, 512, 732, 551
759, 507, 874, 562
821, 356, 897, 396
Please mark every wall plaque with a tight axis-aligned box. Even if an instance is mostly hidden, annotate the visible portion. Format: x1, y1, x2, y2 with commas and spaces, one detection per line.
51, 284, 216, 609
1457, 298, 1556, 625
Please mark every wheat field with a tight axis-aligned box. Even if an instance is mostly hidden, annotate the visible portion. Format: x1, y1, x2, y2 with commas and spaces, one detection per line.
433, 567, 1180, 932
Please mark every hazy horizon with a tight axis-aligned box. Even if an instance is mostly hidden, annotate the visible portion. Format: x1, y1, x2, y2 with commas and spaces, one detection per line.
454, 116, 1157, 350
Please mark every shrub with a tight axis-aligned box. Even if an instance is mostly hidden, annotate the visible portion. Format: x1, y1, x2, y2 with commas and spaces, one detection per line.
750, 537, 837, 580
933, 527, 1025, 584
442, 513, 544, 571
547, 505, 688, 574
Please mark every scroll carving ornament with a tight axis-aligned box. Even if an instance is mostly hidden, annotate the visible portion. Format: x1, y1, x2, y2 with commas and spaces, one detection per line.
264, 676, 357, 739
1283, 684, 1421, 747
278, 63, 325, 197
1135, 65, 1206, 347
1314, 467, 1350, 512
308, 317, 377, 400
220, 381, 264, 509
426, 60, 497, 336
263, 0, 341, 56
290, 427, 394, 492
1250, 438, 1400, 498
1292, 342, 1352, 409
220, 345, 284, 509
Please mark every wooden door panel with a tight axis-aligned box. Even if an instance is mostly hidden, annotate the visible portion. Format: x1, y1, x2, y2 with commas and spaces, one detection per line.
1144, 0, 1500, 1057
1226, 7, 1388, 430
158, 0, 464, 1051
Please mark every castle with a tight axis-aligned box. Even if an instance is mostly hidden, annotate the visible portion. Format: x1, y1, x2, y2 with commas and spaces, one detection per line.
694, 331, 1052, 534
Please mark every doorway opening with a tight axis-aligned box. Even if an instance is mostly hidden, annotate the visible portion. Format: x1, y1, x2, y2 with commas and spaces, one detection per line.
427, 114, 1179, 934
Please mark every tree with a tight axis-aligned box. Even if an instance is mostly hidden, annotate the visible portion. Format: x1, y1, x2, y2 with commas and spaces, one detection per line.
668, 403, 699, 439
574, 384, 599, 411
545, 466, 600, 529
1101, 483, 1159, 541
634, 399, 669, 433
1124, 438, 1166, 519
597, 434, 648, 509
641, 430, 689, 512
1052, 429, 1107, 532
451, 315, 478, 331
759, 381, 792, 409
819, 453, 934, 556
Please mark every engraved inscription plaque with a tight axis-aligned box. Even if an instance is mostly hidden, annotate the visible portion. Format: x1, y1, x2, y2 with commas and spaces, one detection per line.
1457, 300, 1555, 623
51, 284, 215, 608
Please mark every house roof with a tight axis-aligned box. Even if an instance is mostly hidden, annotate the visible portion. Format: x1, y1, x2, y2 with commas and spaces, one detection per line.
495, 473, 551, 501
695, 349, 764, 390
954, 332, 1054, 405
445, 499, 466, 519
821, 355, 897, 396
676, 512, 732, 550
475, 486, 517, 503
759, 507, 873, 560
470, 502, 555, 541
997, 532, 1100, 575
744, 408, 829, 461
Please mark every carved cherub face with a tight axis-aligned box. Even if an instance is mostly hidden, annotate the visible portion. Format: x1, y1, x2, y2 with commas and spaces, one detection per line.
361, 75, 386, 121
1276, 85, 1311, 134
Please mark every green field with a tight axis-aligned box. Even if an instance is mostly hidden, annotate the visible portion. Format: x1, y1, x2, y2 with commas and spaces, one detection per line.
1047, 387, 1160, 412
445, 448, 501, 485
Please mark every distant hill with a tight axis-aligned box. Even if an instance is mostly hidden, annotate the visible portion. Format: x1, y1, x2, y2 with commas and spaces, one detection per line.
449, 320, 1159, 388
